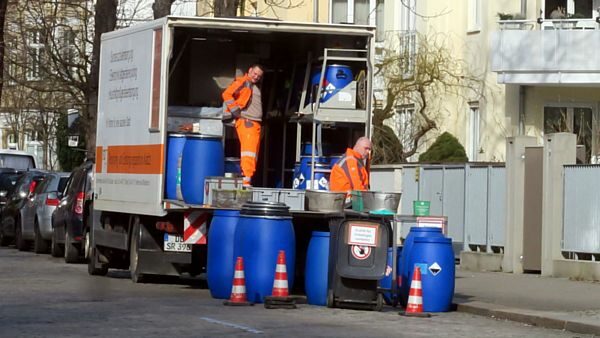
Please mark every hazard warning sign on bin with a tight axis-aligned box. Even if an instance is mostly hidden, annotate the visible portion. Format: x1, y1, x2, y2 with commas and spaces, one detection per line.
347, 222, 378, 247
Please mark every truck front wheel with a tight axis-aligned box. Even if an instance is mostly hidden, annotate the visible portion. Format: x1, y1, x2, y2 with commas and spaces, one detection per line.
129, 218, 146, 283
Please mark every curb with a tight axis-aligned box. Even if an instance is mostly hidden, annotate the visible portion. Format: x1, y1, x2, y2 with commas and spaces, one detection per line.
455, 302, 600, 336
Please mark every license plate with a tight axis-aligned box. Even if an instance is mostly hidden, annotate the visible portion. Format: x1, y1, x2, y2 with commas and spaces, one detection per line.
163, 234, 192, 252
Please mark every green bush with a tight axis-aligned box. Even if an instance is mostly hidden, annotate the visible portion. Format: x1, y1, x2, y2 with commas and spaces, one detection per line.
418, 132, 468, 163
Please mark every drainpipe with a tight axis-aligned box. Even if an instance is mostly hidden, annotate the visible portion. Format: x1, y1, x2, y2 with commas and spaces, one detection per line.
521, 0, 527, 18
313, 0, 318, 22
518, 85, 526, 135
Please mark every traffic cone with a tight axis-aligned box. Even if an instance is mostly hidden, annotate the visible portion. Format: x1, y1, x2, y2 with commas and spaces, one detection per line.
264, 250, 296, 309
272, 250, 289, 297
399, 267, 430, 317
224, 257, 252, 306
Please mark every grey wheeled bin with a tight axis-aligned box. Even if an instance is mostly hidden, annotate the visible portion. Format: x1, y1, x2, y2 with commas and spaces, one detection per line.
327, 219, 389, 311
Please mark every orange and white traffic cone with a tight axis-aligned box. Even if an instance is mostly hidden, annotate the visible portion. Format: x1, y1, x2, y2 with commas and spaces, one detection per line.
264, 250, 296, 309
399, 267, 430, 317
224, 257, 252, 306
271, 250, 289, 297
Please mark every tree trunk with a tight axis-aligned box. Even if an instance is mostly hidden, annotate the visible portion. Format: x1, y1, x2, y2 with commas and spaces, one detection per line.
152, 0, 175, 19
87, 0, 118, 158
0, 0, 10, 106
214, 0, 240, 17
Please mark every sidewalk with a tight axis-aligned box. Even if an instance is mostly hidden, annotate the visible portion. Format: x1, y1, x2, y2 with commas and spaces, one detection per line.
454, 268, 600, 335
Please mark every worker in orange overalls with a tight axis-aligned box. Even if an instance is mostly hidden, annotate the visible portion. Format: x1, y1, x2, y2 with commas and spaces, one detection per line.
330, 137, 372, 202
222, 64, 264, 187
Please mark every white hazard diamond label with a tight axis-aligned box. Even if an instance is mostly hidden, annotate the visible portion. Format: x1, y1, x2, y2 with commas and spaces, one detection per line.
429, 262, 442, 276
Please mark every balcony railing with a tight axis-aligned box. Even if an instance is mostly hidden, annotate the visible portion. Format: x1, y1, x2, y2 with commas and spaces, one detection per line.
491, 19, 600, 85
498, 18, 599, 31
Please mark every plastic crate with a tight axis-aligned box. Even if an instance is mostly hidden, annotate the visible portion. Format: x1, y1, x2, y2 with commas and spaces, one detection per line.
213, 189, 252, 208
251, 188, 305, 211
203, 176, 245, 206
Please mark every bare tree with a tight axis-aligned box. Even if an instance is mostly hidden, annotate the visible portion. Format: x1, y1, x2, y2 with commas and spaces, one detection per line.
372, 32, 483, 164
0, 0, 8, 105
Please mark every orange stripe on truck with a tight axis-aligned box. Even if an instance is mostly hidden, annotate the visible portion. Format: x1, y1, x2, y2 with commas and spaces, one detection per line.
97, 144, 164, 174
95, 147, 103, 172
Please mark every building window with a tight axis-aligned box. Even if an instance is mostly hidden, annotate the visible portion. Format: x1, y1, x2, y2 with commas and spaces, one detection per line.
394, 104, 415, 158
467, 0, 481, 33
544, 105, 593, 163
468, 102, 480, 161
331, 0, 377, 25
27, 30, 45, 80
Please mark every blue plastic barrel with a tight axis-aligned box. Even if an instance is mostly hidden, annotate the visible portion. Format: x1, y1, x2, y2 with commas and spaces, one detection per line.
234, 204, 295, 303
181, 135, 224, 205
380, 247, 402, 305
329, 154, 343, 168
292, 157, 330, 190
400, 227, 444, 304
165, 133, 186, 200
406, 236, 455, 312
224, 157, 241, 174
207, 210, 240, 299
311, 65, 354, 103
301, 143, 332, 157
305, 231, 330, 306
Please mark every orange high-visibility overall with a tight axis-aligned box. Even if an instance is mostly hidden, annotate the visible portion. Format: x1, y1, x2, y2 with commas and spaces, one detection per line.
330, 148, 369, 193
222, 74, 262, 183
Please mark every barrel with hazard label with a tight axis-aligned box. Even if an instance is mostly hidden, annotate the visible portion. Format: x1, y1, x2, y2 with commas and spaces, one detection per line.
399, 226, 444, 305
207, 210, 240, 299
181, 135, 224, 205
405, 236, 455, 312
165, 133, 186, 200
293, 158, 330, 190
305, 231, 330, 306
311, 65, 354, 103
234, 201, 295, 303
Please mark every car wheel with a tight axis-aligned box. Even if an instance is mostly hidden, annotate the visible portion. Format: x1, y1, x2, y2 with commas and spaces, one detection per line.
86, 229, 108, 276
50, 227, 64, 258
33, 220, 49, 254
0, 228, 10, 247
129, 218, 146, 283
64, 229, 80, 263
15, 219, 29, 252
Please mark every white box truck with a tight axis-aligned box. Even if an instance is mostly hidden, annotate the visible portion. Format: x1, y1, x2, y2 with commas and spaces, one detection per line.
89, 16, 375, 281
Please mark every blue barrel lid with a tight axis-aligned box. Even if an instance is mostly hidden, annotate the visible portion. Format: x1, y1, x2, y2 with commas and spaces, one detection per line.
168, 133, 186, 138
311, 231, 330, 237
413, 236, 452, 244
213, 209, 240, 217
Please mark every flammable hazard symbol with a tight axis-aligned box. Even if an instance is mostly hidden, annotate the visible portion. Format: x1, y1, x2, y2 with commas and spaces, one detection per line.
351, 245, 372, 260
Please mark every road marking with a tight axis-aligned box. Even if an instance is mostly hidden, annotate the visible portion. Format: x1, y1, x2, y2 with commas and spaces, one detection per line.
200, 317, 263, 334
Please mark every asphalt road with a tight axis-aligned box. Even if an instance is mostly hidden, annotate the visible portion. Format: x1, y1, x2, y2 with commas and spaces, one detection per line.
0, 247, 591, 338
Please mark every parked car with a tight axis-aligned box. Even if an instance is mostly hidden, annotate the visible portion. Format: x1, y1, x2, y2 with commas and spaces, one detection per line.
52, 160, 94, 263
0, 168, 22, 214
0, 170, 48, 248
21, 172, 70, 254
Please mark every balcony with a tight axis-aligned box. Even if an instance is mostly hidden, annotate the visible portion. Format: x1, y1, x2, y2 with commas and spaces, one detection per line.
490, 19, 600, 85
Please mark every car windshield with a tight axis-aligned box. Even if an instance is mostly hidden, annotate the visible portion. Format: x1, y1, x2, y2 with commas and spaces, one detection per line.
0, 154, 35, 170
0, 173, 21, 193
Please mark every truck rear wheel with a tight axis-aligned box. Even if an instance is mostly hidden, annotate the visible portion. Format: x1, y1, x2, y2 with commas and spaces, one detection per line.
129, 218, 146, 283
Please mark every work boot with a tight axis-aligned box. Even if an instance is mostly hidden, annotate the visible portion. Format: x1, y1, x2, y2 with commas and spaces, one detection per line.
242, 177, 252, 188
